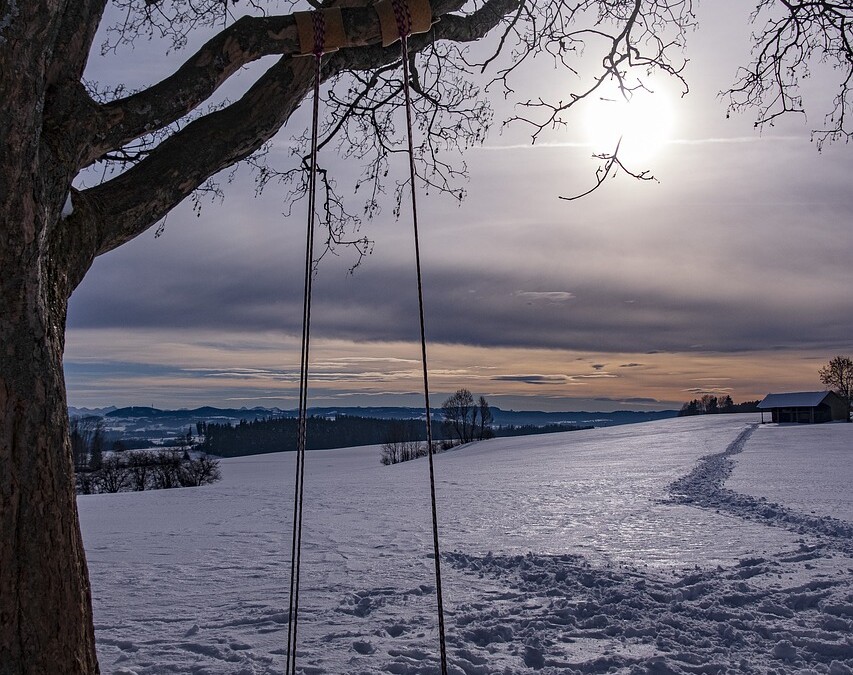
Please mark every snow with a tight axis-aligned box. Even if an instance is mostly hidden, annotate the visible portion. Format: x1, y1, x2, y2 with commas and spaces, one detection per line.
757, 392, 835, 409
77, 414, 853, 674
61, 191, 74, 219
728, 423, 853, 523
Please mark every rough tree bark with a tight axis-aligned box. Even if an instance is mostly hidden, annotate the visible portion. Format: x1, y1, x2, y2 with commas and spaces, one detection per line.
1, 1, 103, 671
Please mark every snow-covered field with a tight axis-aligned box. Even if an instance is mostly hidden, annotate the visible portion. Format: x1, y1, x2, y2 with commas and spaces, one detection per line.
78, 414, 853, 675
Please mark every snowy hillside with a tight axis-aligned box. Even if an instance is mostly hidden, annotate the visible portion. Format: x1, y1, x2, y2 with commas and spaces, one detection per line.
78, 414, 853, 675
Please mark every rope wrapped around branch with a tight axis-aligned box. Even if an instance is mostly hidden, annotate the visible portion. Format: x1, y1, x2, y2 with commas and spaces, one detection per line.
294, 7, 347, 56
375, 0, 433, 46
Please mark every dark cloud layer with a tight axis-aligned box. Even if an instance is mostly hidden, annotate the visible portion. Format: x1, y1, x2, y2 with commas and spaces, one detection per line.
491, 374, 572, 385
70, 237, 853, 356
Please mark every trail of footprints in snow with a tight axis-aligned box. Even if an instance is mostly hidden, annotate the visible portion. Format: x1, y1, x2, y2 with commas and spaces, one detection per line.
339, 424, 853, 675
665, 425, 853, 555
442, 548, 853, 675
319, 547, 853, 675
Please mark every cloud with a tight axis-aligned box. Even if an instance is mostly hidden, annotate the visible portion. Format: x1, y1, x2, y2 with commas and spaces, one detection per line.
683, 387, 734, 395
491, 374, 575, 385
193, 368, 291, 381
475, 142, 592, 151
668, 135, 803, 145
323, 357, 420, 364
594, 396, 661, 405
70, 242, 853, 356
64, 324, 836, 411
514, 291, 575, 303
472, 135, 804, 153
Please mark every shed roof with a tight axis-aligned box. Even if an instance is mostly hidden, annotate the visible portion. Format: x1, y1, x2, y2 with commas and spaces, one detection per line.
757, 391, 835, 409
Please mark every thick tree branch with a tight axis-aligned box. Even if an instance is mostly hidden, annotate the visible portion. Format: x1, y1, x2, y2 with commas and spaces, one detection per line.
316, 0, 522, 83
81, 55, 316, 258
47, 0, 108, 86
89, 0, 473, 164
41, 2, 109, 173
435, 0, 521, 43
68, 0, 523, 263
91, 14, 303, 162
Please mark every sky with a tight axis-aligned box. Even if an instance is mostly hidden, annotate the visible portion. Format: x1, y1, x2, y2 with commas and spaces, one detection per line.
65, 1, 853, 413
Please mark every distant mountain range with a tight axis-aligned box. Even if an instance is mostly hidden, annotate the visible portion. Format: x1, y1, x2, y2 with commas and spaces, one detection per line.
68, 404, 678, 445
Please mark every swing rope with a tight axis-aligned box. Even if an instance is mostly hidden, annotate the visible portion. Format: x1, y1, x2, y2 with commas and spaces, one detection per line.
286, 3, 447, 674
285, 12, 326, 675
389, 2, 449, 672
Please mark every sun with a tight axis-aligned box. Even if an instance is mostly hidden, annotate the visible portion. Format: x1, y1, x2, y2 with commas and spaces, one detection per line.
582, 87, 675, 164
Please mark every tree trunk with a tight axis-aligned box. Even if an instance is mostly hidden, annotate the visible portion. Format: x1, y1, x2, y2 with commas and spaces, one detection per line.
0, 217, 99, 675
1, 3, 99, 669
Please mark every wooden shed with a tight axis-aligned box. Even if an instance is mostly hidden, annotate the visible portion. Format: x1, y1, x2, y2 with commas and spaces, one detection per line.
757, 391, 848, 424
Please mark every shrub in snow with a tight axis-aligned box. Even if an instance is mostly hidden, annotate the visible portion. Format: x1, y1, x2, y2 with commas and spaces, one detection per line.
74, 448, 221, 494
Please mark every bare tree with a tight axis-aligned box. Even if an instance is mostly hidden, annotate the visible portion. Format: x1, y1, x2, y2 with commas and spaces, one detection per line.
70, 415, 104, 494
441, 388, 477, 444
700, 394, 718, 415
88, 420, 105, 471
151, 449, 184, 490
381, 420, 425, 464
442, 391, 493, 443
724, 2, 853, 149
1, 0, 850, 669
80, 447, 220, 491
381, 439, 400, 465
69, 416, 99, 471
126, 450, 156, 491
477, 395, 494, 440
96, 455, 130, 493
179, 453, 223, 487
819, 355, 853, 421
75, 471, 97, 496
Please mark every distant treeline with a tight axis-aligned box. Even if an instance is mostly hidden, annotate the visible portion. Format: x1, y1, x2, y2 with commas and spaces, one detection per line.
678, 395, 760, 416
495, 423, 593, 437
195, 415, 444, 457
195, 414, 592, 458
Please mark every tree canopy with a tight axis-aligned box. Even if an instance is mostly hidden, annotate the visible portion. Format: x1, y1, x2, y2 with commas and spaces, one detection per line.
819, 355, 853, 419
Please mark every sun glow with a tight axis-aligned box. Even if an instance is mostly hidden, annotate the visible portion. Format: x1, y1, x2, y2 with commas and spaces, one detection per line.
582, 87, 675, 164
